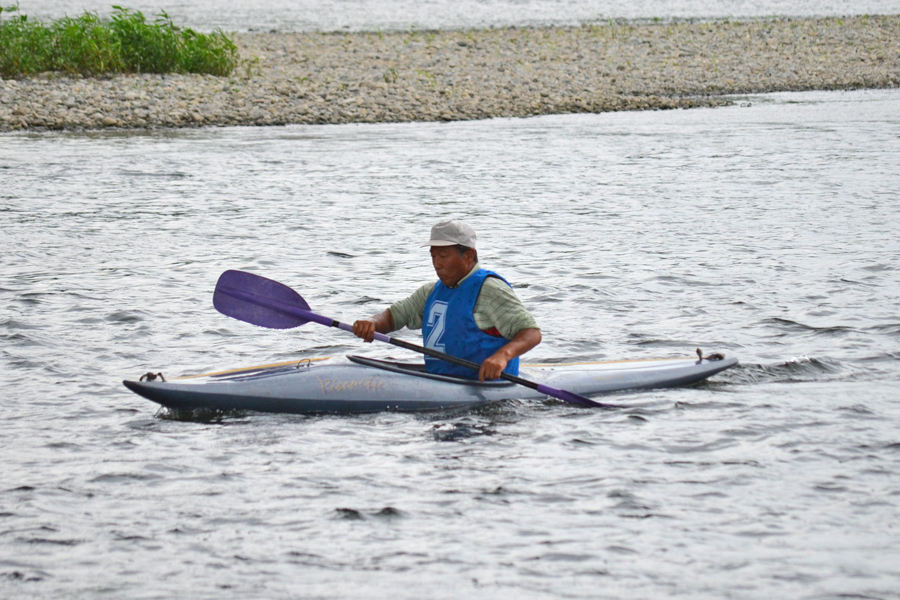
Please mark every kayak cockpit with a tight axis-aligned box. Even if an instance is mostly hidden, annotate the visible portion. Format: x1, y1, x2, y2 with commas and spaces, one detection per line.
346, 355, 516, 387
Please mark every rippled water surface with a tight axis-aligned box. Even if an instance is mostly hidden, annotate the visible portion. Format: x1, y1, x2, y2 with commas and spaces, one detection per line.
17, 0, 900, 32
2, 89, 900, 598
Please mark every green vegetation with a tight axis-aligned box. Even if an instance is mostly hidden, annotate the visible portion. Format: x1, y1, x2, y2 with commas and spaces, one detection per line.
0, 4, 237, 77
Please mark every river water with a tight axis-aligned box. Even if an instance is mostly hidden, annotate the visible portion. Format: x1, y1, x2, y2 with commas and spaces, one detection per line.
2, 89, 900, 598
16, 0, 900, 32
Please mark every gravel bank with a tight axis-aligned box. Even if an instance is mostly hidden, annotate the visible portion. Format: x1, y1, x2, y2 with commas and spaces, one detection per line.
2, 15, 899, 131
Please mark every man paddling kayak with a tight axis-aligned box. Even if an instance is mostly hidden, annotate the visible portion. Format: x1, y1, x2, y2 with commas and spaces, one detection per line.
352, 220, 541, 382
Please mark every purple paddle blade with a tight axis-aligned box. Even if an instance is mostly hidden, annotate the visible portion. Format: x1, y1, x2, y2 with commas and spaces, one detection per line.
536, 384, 617, 409
213, 270, 312, 329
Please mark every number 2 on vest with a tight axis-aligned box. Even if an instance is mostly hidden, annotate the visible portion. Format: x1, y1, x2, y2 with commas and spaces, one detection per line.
424, 301, 448, 353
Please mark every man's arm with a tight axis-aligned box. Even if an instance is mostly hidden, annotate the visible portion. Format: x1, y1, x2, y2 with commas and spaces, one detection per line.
351, 282, 435, 342
352, 309, 394, 343
474, 276, 541, 380
478, 327, 542, 382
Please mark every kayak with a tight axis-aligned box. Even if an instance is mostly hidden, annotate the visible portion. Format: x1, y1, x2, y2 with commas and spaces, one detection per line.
123, 353, 738, 415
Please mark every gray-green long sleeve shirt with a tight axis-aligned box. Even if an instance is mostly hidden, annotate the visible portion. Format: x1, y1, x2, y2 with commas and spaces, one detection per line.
387, 263, 539, 340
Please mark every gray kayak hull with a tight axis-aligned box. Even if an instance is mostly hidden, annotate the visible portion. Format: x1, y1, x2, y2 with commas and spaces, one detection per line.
123, 354, 739, 414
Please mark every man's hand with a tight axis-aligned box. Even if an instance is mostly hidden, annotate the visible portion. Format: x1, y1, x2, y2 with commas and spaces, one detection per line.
477, 327, 542, 382
352, 309, 394, 343
478, 352, 509, 382
352, 319, 378, 343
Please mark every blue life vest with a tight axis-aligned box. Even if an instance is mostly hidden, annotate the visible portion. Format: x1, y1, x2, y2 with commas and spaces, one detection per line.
422, 269, 520, 379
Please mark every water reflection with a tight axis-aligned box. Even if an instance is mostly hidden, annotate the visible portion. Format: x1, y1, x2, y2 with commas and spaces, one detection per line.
1, 89, 899, 598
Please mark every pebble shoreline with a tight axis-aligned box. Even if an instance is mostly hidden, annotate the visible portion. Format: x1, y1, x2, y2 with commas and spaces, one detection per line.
1, 15, 899, 131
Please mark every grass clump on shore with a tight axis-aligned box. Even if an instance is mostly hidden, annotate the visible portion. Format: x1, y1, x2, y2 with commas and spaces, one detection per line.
0, 4, 237, 77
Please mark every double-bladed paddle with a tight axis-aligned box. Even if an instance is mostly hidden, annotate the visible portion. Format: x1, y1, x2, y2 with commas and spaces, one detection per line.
212, 270, 617, 409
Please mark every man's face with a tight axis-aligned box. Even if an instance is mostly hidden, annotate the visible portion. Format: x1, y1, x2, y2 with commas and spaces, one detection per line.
430, 246, 474, 287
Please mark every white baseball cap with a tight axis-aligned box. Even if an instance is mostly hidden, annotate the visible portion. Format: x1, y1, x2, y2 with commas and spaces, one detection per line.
422, 219, 477, 248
